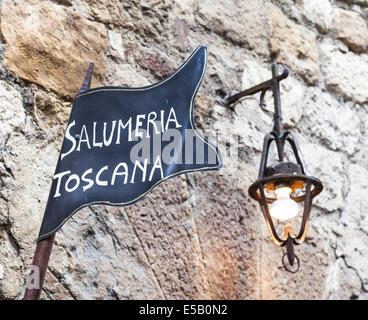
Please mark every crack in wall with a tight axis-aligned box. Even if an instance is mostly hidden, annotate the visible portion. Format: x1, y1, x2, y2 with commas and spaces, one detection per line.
183, 173, 212, 299
123, 207, 167, 299
89, 206, 119, 257
331, 243, 368, 298
46, 266, 78, 300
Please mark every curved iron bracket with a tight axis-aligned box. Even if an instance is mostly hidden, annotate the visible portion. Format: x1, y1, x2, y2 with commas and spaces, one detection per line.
225, 63, 289, 120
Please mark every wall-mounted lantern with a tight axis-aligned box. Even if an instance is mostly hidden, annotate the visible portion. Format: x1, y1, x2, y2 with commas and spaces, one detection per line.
226, 63, 323, 272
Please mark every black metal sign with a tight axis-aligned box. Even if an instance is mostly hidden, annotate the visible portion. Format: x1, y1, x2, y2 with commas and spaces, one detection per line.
37, 45, 222, 241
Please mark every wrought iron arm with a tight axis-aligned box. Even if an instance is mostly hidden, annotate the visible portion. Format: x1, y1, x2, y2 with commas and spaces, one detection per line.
226, 63, 290, 163
225, 63, 289, 121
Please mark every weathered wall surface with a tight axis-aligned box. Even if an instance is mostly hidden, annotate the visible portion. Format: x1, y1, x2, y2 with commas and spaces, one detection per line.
0, 0, 367, 300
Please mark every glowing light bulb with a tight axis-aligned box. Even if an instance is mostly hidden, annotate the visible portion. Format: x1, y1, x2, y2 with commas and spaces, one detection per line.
270, 187, 298, 220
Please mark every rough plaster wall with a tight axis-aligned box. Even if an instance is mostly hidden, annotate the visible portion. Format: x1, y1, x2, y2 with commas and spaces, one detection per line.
0, 0, 367, 300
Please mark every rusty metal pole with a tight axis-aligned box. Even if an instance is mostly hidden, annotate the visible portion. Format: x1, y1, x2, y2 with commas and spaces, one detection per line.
23, 63, 94, 300
24, 235, 55, 300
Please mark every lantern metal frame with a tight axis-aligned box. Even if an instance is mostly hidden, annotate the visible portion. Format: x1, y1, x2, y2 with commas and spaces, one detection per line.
226, 62, 323, 271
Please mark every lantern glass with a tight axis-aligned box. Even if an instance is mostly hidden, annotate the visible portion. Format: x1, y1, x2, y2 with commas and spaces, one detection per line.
270, 187, 298, 220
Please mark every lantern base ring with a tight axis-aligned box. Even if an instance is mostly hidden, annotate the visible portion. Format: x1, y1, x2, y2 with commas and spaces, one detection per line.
282, 252, 300, 273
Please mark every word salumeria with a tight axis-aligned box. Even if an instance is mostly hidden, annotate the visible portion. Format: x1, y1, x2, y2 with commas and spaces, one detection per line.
53, 107, 182, 198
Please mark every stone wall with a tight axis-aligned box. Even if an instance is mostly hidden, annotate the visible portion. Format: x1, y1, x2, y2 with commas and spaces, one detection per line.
0, 0, 367, 300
